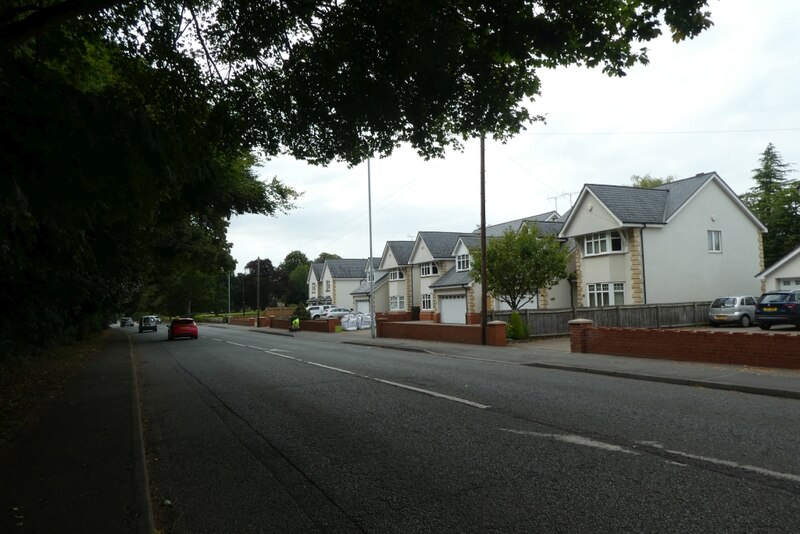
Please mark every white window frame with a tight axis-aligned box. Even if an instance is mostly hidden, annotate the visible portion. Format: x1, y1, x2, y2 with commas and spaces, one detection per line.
421, 294, 432, 310
708, 230, 722, 253
390, 295, 406, 311
420, 262, 439, 277
325, 280, 331, 293
586, 282, 624, 307
584, 231, 625, 256
311, 284, 316, 296
456, 254, 470, 272
390, 268, 405, 281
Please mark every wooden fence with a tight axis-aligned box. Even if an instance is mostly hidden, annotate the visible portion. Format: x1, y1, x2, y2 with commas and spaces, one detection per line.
490, 302, 711, 337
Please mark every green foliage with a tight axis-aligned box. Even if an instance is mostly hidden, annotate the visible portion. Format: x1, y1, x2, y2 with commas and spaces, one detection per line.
293, 306, 311, 321
315, 253, 342, 263
630, 174, 676, 188
0, 1, 713, 357
506, 311, 529, 340
740, 144, 799, 267
471, 225, 569, 311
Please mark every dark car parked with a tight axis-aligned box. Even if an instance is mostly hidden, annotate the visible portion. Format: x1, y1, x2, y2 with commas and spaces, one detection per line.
755, 290, 800, 330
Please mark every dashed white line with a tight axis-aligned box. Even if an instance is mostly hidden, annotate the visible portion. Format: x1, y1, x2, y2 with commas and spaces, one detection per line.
506, 430, 800, 484
214, 337, 488, 409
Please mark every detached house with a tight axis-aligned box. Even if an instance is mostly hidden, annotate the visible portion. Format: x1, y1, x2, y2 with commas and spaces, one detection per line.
407, 232, 466, 320
757, 244, 800, 292
558, 172, 766, 307
306, 262, 326, 305
314, 258, 374, 309
350, 258, 389, 314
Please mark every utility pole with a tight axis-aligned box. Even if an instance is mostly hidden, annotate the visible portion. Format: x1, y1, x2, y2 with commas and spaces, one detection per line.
368, 158, 376, 339
256, 257, 261, 327
480, 133, 488, 346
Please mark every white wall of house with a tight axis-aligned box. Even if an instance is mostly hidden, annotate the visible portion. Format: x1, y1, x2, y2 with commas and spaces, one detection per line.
579, 232, 636, 306
566, 192, 620, 235
643, 180, 762, 302
320, 268, 363, 309
419, 260, 450, 312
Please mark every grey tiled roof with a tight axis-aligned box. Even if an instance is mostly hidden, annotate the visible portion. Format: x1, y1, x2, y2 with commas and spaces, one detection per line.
480, 211, 560, 236
417, 232, 467, 259
386, 241, 414, 265
325, 258, 370, 279
350, 272, 389, 295
429, 266, 474, 288
585, 172, 715, 224
311, 263, 324, 280
585, 184, 668, 224
458, 235, 482, 250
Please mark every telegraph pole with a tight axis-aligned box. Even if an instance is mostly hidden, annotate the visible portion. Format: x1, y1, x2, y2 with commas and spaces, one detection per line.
480, 133, 488, 345
256, 257, 261, 327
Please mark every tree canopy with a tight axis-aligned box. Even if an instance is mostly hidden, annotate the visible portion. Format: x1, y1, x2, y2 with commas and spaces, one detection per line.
630, 174, 676, 188
0, 1, 713, 355
740, 143, 799, 268
470, 225, 569, 311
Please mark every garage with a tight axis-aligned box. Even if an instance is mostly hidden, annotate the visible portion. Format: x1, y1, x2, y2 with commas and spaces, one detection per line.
439, 295, 466, 324
356, 300, 371, 314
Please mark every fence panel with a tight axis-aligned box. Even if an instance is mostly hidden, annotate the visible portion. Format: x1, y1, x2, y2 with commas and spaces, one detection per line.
490, 302, 711, 337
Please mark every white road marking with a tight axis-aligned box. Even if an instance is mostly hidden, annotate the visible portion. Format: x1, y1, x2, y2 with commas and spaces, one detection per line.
219, 338, 488, 409
661, 448, 800, 484
509, 431, 800, 484
500, 429, 638, 455
374, 379, 490, 409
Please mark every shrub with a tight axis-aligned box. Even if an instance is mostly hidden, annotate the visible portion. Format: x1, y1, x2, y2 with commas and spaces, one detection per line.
506, 310, 529, 340
293, 306, 311, 320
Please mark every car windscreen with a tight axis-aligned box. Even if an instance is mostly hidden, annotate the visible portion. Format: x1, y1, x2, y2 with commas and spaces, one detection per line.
173, 319, 195, 325
760, 293, 790, 304
711, 298, 736, 308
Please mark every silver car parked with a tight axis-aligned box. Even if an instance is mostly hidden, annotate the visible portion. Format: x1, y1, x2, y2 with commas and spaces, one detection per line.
708, 296, 757, 327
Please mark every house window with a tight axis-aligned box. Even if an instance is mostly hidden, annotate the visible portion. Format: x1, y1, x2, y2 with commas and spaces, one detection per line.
421, 294, 432, 309
587, 282, 624, 307
420, 262, 439, 277
325, 280, 331, 292
456, 254, 470, 271
584, 231, 624, 256
390, 268, 405, 281
311, 285, 316, 295
708, 230, 722, 252
390, 295, 405, 310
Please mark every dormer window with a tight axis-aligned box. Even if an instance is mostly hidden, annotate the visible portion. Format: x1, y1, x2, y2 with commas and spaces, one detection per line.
584, 231, 624, 256
390, 268, 405, 281
420, 262, 439, 277
456, 254, 470, 271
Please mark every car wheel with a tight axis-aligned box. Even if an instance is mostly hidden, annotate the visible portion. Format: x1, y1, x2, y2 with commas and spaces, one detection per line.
193, 335, 198, 339
739, 315, 751, 328
138, 328, 143, 333
758, 323, 771, 330
709, 321, 719, 328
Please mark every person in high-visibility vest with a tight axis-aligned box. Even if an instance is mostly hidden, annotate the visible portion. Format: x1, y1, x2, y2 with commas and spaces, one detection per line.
291, 317, 300, 332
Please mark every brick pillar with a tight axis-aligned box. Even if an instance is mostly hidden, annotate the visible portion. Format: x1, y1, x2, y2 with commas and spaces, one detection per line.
376, 318, 387, 337
487, 321, 507, 346
568, 318, 593, 353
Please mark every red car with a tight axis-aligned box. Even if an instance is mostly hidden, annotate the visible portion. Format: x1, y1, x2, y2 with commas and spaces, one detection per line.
168, 318, 199, 340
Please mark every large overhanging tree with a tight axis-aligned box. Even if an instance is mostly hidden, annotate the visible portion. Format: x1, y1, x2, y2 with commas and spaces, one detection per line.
0, 1, 713, 353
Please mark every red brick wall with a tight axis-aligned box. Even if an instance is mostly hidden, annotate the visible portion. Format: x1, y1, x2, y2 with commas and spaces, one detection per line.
229, 317, 255, 327
378, 320, 506, 346
570, 323, 800, 370
270, 317, 337, 333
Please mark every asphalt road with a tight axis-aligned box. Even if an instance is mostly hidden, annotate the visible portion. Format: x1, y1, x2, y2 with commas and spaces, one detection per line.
134, 326, 800, 533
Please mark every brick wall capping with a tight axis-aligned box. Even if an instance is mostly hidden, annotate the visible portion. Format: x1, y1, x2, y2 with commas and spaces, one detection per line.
568, 318, 593, 325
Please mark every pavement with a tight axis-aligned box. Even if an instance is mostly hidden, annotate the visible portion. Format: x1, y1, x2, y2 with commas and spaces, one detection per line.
2, 323, 799, 533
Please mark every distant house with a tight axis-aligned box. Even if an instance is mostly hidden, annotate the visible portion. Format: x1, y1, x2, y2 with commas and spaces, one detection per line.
407, 232, 466, 321
314, 259, 373, 309
377, 240, 416, 319
350, 257, 389, 315
306, 262, 326, 305
757, 244, 800, 292
558, 172, 767, 306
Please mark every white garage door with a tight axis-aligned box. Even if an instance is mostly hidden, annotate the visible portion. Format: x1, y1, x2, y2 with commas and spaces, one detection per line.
439, 295, 466, 324
356, 300, 370, 314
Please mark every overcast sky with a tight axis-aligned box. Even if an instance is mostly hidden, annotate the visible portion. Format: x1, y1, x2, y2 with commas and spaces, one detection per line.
228, 0, 800, 273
